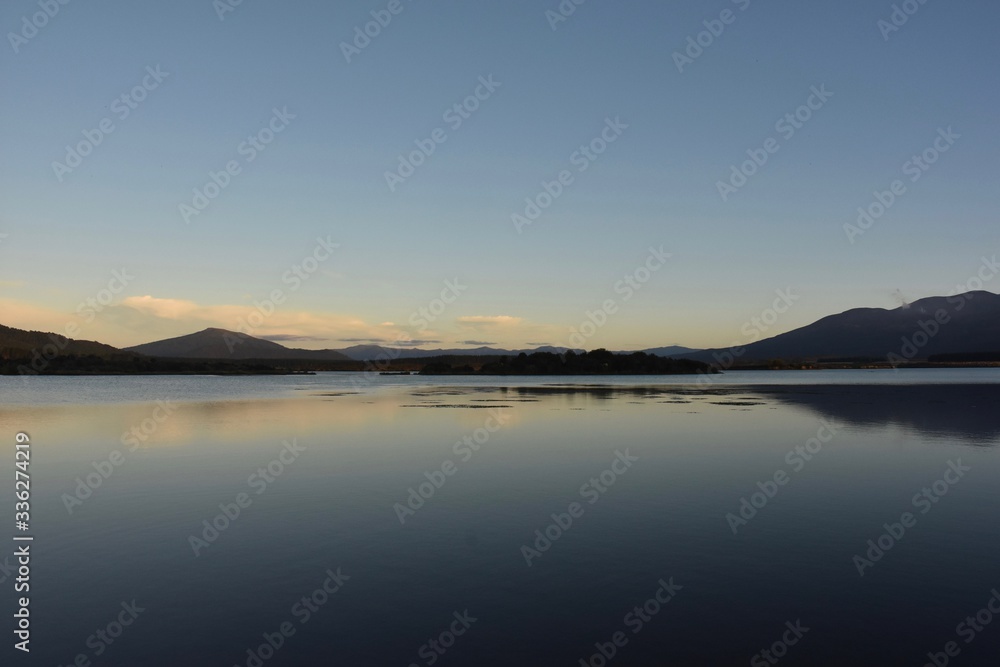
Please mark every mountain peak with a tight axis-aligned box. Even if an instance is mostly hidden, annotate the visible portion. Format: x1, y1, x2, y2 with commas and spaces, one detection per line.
125, 329, 348, 361
197, 327, 238, 335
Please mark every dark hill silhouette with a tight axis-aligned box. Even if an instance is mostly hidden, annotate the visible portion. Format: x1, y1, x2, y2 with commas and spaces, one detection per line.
125, 328, 350, 361
0, 324, 333, 375
0, 323, 120, 360
679, 291, 1000, 365
640, 345, 700, 357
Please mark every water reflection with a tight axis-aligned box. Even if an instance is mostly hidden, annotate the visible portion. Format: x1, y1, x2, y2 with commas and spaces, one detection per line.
2, 378, 999, 665
759, 384, 1000, 444
410, 383, 1000, 444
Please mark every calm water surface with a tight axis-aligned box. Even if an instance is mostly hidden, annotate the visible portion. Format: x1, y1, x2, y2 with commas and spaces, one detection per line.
1, 370, 999, 665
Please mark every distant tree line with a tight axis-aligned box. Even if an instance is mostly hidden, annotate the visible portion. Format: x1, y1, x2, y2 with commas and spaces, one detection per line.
927, 351, 1000, 363
0, 354, 310, 376
421, 349, 714, 375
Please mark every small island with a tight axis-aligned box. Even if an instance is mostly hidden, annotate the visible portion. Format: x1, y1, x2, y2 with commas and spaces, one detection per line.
419, 349, 715, 375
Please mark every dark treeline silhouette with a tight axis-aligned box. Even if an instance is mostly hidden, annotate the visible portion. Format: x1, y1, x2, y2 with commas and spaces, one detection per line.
0, 354, 315, 376
421, 349, 713, 375
928, 351, 1000, 363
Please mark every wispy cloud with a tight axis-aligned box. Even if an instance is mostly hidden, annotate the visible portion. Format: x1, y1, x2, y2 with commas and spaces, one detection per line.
122, 295, 203, 320
259, 334, 327, 342
457, 315, 523, 327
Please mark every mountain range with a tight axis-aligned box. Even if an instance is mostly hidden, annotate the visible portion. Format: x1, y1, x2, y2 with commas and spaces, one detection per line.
336, 343, 580, 360
123, 334, 701, 362
3, 290, 999, 369
676, 291, 1000, 365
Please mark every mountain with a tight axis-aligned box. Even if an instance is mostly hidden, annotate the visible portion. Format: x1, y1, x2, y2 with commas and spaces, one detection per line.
0, 324, 349, 375
336, 344, 578, 361
0, 323, 122, 360
125, 328, 350, 361
639, 345, 700, 357
680, 291, 1000, 365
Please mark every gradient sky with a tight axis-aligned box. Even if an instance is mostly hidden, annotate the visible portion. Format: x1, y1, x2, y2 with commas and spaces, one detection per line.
1, 0, 997, 350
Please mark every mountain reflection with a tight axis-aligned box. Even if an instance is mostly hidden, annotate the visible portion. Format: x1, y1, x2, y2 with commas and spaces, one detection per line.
485, 383, 1000, 444
759, 384, 1000, 444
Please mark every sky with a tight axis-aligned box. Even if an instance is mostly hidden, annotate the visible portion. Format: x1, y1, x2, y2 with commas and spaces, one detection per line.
1, 0, 998, 351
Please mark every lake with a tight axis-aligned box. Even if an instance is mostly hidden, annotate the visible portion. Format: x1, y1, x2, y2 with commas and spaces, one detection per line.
2, 369, 999, 665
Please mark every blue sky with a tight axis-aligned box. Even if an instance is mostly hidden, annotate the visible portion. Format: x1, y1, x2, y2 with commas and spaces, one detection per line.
1, 0, 997, 350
